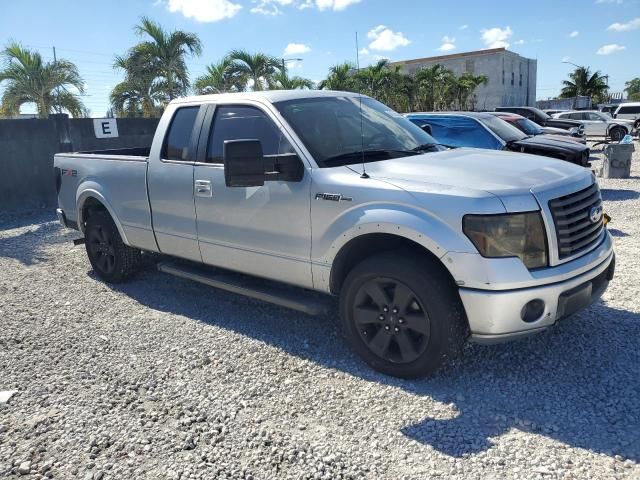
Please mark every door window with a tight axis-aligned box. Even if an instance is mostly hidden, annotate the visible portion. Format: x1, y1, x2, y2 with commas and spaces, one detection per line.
162, 106, 200, 161
207, 105, 293, 163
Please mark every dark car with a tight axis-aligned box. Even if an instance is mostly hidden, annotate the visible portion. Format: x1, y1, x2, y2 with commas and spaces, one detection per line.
406, 112, 591, 167
495, 106, 585, 135
489, 112, 587, 144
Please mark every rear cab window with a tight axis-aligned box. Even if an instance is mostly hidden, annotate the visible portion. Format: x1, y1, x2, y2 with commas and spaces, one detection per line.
162, 106, 200, 161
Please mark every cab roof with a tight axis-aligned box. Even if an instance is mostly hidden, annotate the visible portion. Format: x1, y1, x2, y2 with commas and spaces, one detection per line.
170, 89, 364, 105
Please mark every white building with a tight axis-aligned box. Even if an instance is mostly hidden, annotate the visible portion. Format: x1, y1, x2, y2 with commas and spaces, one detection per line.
389, 48, 537, 111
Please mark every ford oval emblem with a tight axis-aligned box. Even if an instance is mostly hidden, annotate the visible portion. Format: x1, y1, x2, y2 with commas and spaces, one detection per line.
589, 205, 603, 224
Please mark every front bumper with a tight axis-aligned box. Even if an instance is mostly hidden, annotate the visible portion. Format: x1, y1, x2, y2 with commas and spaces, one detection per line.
56, 208, 68, 228
461, 249, 615, 344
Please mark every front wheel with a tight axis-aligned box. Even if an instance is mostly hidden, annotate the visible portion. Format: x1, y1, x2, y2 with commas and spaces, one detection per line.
85, 211, 140, 283
339, 251, 468, 378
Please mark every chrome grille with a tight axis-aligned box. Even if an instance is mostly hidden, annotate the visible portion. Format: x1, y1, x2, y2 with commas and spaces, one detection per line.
549, 182, 604, 260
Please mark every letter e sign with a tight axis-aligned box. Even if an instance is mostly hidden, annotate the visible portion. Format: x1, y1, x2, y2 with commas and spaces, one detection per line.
93, 118, 119, 138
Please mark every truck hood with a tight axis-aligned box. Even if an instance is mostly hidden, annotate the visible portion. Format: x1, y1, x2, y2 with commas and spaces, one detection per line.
511, 135, 587, 153
358, 148, 589, 198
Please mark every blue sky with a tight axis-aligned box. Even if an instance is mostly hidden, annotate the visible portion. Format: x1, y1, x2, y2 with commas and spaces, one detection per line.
1, 0, 639, 116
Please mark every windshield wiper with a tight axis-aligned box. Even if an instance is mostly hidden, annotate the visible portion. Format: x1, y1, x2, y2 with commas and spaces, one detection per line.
323, 149, 418, 166
411, 143, 450, 152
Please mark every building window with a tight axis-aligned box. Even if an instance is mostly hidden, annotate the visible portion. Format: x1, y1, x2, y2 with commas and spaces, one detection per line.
511, 72, 515, 86
519, 73, 522, 86
502, 69, 505, 84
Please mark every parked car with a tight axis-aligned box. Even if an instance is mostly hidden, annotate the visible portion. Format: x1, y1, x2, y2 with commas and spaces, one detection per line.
490, 112, 587, 144
597, 104, 618, 116
552, 110, 633, 141
613, 102, 640, 130
406, 112, 591, 166
54, 91, 614, 378
495, 106, 585, 135
542, 109, 568, 116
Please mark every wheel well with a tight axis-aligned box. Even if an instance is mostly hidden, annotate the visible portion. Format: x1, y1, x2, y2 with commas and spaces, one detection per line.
329, 233, 455, 295
81, 197, 109, 228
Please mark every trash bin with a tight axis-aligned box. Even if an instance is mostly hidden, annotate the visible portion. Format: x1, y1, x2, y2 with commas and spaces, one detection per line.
602, 143, 634, 178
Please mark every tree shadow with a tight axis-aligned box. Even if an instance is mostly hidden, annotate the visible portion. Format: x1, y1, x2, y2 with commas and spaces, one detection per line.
608, 228, 629, 237
600, 189, 640, 201
104, 267, 640, 462
0, 213, 80, 266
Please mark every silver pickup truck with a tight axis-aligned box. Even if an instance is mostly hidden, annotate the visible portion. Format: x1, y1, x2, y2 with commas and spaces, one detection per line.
55, 90, 615, 378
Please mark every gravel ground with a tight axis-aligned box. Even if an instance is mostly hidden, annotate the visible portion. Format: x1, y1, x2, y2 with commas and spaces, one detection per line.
1, 144, 639, 480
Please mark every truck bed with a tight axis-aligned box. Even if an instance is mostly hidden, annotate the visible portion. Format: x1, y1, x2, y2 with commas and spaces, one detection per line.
54, 149, 157, 252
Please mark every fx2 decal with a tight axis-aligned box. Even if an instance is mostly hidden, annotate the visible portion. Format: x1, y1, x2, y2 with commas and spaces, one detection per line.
61, 168, 78, 177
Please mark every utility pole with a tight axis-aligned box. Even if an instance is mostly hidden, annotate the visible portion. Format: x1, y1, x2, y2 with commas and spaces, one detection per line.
53, 46, 62, 114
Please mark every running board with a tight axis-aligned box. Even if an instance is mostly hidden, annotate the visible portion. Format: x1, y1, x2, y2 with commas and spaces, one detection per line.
157, 261, 331, 316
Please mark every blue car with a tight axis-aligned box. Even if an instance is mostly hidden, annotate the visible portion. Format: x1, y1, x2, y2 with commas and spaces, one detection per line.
405, 112, 590, 166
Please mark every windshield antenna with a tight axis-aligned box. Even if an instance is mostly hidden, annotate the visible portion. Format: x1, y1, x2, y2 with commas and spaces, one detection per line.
355, 31, 369, 179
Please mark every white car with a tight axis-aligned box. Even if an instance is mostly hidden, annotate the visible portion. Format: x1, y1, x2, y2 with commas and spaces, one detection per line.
552, 110, 634, 141
613, 102, 640, 131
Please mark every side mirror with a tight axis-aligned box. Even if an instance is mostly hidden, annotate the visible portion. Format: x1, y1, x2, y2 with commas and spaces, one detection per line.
223, 140, 265, 187
420, 123, 432, 135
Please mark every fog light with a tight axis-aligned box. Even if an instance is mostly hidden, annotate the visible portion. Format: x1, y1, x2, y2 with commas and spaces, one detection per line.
521, 299, 545, 323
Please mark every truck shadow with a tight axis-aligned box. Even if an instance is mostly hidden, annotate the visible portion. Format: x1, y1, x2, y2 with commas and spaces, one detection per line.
0, 212, 80, 266
108, 267, 640, 462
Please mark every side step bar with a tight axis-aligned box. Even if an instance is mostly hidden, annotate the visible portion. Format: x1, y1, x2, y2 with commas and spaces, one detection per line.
157, 261, 332, 316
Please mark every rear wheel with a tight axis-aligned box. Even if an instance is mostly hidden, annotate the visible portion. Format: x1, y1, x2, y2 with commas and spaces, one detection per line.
339, 250, 468, 378
609, 126, 625, 142
85, 210, 140, 283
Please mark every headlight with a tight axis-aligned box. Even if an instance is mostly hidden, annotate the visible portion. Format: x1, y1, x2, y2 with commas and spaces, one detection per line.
463, 212, 548, 269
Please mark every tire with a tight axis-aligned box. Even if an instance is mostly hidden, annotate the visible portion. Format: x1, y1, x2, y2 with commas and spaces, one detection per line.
339, 250, 468, 378
609, 126, 625, 142
84, 210, 140, 283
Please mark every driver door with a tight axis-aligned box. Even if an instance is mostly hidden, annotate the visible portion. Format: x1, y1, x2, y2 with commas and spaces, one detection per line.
193, 103, 313, 288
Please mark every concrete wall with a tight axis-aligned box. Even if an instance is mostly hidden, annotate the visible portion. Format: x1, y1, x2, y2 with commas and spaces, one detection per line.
0, 115, 158, 211
391, 48, 537, 111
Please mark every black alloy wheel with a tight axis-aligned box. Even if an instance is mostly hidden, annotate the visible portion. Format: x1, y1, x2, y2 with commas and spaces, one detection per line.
353, 277, 431, 364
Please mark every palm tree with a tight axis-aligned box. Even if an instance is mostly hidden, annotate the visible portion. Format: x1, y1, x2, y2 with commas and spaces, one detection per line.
453, 73, 488, 110
226, 50, 281, 91
318, 62, 356, 91
111, 55, 163, 117
194, 58, 244, 94
127, 17, 202, 101
414, 64, 455, 111
0, 42, 86, 118
560, 67, 609, 104
269, 70, 314, 90
624, 77, 640, 101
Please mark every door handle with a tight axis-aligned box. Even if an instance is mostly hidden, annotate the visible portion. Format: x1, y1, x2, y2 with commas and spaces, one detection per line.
195, 180, 212, 197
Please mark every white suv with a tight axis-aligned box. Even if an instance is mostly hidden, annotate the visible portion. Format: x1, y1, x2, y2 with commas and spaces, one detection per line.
613, 102, 640, 130
553, 110, 634, 141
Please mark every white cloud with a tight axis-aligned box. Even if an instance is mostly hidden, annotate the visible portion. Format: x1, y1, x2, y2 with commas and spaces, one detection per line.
358, 47, 369, 55
166, 0, 241, 22
250, 0, 293, 15
514, 39, 525, 45
459, 24, 468, 30
367, 25, 411, 51
437, 35, 456, 52
561, 56, 571, 62
480, 26, 513, 48
251, 0, 359, 14
569, 31, 579, 37
595, 0, 623, 4
596, 43, 626, 55
607, 17, 640, 31
284, 43, 311, 55
315, 0, 361, 10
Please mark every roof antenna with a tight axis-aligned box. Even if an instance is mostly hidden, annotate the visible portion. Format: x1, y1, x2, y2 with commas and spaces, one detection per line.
356, 31, 369, 179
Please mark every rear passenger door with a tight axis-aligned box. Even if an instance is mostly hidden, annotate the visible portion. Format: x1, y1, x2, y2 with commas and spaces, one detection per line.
147, 104, 205, 262
193, 103, 313, 288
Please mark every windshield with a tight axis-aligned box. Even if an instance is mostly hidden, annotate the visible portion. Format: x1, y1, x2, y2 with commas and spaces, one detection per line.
515, 118, 543, 135
480, 115, 527, 143
273, 96, 440, 167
